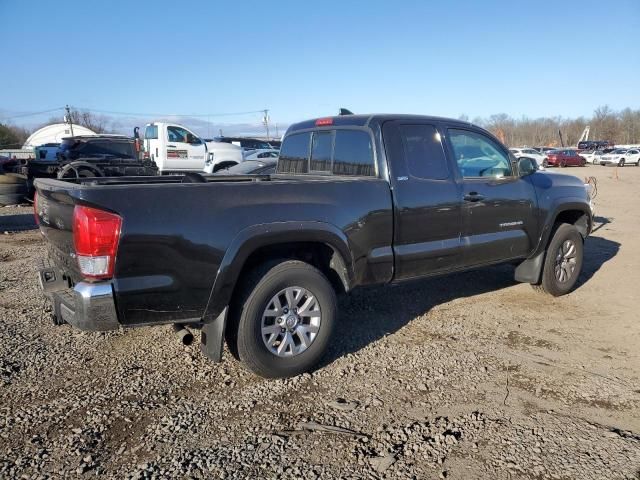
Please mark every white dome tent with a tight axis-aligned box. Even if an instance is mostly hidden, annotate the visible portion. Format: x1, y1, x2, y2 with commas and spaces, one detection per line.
23, 123, 96, 148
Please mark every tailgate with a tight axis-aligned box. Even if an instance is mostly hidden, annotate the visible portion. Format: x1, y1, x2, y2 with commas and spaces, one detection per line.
34, 179, 82, 281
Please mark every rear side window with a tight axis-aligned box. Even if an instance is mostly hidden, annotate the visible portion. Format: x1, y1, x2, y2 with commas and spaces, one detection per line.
144, 125, 158, 139
310, 131, 332, 172
278, 132, 311, 173
332, 130, 375, 176
279, 129, 375, 176
399, 125, 449, 180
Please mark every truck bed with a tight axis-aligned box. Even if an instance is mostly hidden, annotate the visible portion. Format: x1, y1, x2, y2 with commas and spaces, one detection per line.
34, 174, 394, 326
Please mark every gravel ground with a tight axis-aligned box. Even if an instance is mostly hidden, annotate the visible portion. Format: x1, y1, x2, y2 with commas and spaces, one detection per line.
1, 166, 639, 479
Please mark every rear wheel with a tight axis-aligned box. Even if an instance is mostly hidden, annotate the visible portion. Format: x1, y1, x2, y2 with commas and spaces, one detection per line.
532, 223, 583, 296
229, 260, 337, 378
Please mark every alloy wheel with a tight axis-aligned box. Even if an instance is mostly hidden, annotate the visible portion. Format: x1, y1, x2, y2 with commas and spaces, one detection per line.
554, 240, 577, 283
261, 286, 321, 357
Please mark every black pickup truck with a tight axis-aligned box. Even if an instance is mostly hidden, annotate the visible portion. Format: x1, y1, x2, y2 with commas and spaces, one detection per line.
34, 114, 593, 378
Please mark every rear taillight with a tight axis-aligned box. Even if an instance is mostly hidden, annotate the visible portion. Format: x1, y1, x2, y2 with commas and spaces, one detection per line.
73, 205, 122, 280
33, 191, 39, 225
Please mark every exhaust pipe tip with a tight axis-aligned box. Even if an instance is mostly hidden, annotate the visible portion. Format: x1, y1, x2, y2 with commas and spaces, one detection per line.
172, 324, 194, 346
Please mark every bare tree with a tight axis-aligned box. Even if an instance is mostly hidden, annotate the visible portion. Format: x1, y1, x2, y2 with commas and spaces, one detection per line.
39, 109, 113, 134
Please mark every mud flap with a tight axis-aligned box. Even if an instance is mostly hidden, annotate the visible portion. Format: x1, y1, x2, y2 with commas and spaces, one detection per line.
514, 251, 545, 284
200, 307, 227, 362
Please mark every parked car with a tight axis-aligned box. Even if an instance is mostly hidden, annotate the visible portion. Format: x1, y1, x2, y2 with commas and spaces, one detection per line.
34, 114, 593, 378
578, 140, 613, 151
509, 147, 547, 169
599, 148, 639, 167
535, 146, 558, 155
579, 150, 605, 164
212, 158, 277, 175
546, 149, 586, 167
215, 136, 273, 151
204, 149, 278, 174
143, 123, 244, 174
243, 149, 279, 161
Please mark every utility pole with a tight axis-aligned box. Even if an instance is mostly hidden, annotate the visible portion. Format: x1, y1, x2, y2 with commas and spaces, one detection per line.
262, 109, 270, 140
65, 105, 74, 137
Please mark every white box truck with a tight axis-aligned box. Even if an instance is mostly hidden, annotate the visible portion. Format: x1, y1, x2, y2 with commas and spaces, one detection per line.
143, 122, 243, 174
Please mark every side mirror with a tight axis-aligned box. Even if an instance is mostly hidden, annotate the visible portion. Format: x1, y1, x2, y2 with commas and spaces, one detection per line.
518, 157, 537, 176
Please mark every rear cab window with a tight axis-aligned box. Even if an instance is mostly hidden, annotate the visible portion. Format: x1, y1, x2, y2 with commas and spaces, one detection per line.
277, 128, 376, 177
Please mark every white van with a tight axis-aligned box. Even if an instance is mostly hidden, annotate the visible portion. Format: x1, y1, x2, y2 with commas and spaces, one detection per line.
143, 122, 243, 174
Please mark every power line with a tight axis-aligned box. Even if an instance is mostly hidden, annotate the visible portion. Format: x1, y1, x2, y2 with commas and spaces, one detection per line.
1, 107, 64, 120
76, 107, 267, 118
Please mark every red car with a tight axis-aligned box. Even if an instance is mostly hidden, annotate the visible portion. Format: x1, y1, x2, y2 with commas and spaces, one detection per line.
546, 149, 586, 167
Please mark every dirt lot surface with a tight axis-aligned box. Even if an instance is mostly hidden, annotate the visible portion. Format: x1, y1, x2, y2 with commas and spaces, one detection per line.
1, 166, 639, 479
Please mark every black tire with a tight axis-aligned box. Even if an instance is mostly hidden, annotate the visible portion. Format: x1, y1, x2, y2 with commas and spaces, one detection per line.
543, 159, 549, 168
57, 162, 104, 179
0, 183, 27, 195
229, 260, 337, 378
560, 160, 566, 168
0, 173, 26, 184
0, 192, 27, 205
533, 223, 583, 296
618, 159, 625, 167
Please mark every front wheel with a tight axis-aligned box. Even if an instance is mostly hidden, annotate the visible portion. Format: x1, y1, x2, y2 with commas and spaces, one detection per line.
533, 223, 583, 296
230, 260, 337, 378
618, 159, 625, 167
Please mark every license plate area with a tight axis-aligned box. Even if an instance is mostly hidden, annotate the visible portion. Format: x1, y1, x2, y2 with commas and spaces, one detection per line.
38, 267, 68, 293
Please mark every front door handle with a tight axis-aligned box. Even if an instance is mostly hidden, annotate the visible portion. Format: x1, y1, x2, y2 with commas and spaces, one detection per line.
464, 192, 484, 202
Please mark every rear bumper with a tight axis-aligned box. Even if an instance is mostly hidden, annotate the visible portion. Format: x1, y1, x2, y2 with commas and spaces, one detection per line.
38, 264, 120, 331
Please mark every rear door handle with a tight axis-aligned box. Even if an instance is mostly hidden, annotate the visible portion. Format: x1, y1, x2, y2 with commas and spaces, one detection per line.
464, 192, 484, 202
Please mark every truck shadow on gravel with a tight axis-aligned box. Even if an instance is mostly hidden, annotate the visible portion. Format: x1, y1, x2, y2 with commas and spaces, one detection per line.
577, 234, 620, 287
320, 233, 620, 369
321, 264, 518, 368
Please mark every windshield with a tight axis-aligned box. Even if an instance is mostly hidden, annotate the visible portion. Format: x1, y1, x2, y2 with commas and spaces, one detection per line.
612, 149, 627, 154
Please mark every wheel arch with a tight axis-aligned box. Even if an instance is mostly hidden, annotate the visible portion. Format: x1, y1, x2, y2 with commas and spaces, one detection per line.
202, 221, 354, 322
515, 203, 591, 284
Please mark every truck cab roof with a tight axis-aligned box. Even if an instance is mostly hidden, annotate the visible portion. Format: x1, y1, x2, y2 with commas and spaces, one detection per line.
286, 114, 475, 135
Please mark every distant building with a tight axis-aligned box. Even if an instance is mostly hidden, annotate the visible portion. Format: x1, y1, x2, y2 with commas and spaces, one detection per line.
23, 123, 96, 148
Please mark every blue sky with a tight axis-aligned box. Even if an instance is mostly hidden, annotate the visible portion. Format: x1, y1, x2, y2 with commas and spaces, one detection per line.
1, 0, 639, 136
